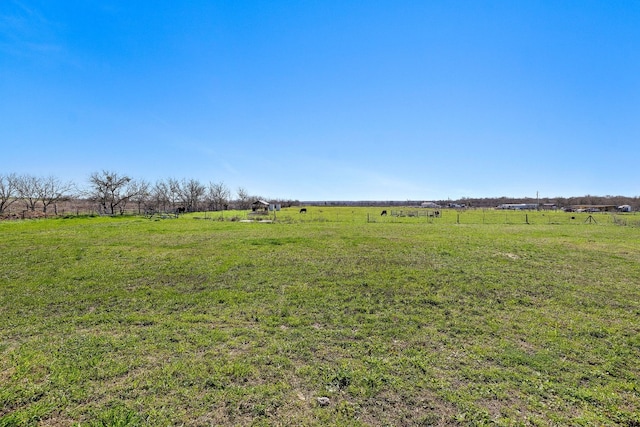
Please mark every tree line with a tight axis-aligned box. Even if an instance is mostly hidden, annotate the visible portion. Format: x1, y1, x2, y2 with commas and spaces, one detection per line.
1, 171, 637, 217
0, 170, 298, 216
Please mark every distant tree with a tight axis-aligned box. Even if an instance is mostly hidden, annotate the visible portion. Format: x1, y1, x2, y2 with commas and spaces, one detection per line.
581, 195, 594, 205
207, 181, 230, 211
167, 178, 182, 211
87, 170, 139, 215
555, 197, 568, 208
15, 174, 41, 211
178, 178, 205, 212
37, 175, 74, 215
236, 186, 251, 210
0, 173, 19, 214
151, 179, 171, 213
130, 179, 151, 214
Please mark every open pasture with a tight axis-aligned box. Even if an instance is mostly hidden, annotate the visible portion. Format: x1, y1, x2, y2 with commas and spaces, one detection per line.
1, 209, 639, 426
201, 206, 638, 226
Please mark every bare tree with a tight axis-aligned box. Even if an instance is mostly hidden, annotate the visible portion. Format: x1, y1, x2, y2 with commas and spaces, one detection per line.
178, 178, 205, 212
207, 181, 230, 211
87, 170, 139, 215
0, 173, 19, 214
236, 186, 251, 210
16, 174, 41, 211
167, 178, 182, 211
37, 175, 74, 215
130, 179, 151, 214
151, 179, 171, 213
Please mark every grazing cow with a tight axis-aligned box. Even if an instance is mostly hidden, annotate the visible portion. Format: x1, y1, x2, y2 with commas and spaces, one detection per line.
381, 210, 387, 216
299, 208, 307, 213
176, 207, 186, 214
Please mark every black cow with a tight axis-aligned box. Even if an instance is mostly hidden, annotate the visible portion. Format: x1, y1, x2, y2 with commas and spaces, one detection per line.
299, 208, 307, 213
381, 210, 387, 216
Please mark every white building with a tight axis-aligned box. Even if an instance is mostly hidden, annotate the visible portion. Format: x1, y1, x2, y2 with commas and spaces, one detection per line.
497, 203, 539, 210
421, 202, 441, 208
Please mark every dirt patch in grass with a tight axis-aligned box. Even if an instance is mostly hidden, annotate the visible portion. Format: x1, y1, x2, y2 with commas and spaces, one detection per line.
355, 390, 459, 426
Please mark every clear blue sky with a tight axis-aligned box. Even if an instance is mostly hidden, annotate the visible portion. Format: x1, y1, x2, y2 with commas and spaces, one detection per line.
2, 1, 639, 201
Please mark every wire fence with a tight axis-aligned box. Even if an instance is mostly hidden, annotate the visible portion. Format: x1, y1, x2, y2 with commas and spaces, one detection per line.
3, 205, 639, 227
230, 208, 640, 227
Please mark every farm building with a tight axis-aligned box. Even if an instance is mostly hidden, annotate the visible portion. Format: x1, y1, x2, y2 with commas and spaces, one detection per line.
497, 203, 539, 210
251, 200, 270, 212
618, 205, 632, 212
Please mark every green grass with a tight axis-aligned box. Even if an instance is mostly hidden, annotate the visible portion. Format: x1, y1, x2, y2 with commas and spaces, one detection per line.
1, 209, 639, 426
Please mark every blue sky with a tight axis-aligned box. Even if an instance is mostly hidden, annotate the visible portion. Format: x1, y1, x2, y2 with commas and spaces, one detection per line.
2, 1, 639, 201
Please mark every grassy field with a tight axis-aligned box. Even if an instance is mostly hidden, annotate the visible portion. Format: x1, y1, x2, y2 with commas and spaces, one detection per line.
1, 208, 639, 426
